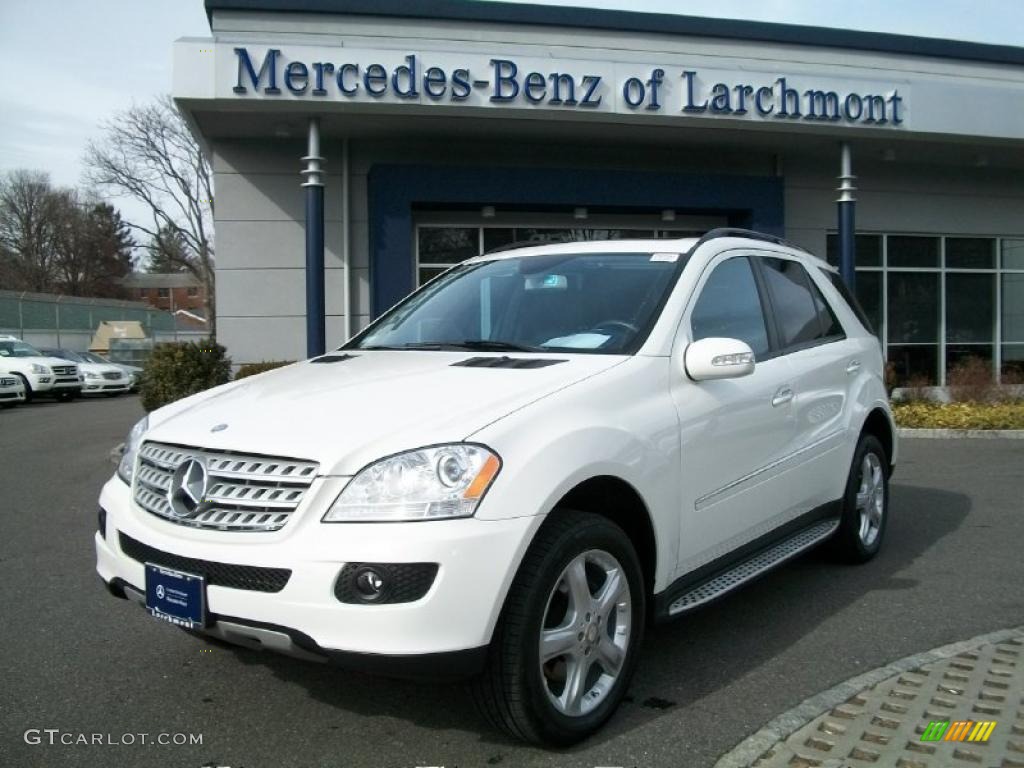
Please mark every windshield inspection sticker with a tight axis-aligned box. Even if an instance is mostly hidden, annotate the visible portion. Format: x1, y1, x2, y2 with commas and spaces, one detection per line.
650, 252, 680, 262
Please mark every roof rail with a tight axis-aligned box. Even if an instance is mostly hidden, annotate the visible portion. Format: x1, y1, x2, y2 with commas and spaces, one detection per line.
691, 228, 810, 254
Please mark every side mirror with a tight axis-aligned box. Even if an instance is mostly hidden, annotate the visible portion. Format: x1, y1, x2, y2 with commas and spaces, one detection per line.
685, 337, 756, 381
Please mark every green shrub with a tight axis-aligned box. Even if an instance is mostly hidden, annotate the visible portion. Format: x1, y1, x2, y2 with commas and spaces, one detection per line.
139, 339, 232, 412
235, 361, 293, 380
893, 402, 1024, 430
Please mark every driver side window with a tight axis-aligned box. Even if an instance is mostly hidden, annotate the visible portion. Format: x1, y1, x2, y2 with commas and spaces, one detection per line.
690, 256, 771, 359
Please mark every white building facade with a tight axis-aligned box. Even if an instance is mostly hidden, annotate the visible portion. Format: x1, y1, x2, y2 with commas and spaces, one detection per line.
174, 0, 1024, 385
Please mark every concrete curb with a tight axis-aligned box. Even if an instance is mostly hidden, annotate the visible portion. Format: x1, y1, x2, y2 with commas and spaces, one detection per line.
713, 625, 1024, 768
897, 427, 1024, 439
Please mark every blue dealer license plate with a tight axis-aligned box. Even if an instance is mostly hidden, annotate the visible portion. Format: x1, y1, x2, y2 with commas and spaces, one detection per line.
145, 563, 206, 629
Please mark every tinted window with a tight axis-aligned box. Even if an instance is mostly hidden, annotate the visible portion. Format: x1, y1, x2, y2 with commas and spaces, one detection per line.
760, 258, 824, 349
808, 276, 844, 338
822, 268, 875, 335
690, 257, 770, 359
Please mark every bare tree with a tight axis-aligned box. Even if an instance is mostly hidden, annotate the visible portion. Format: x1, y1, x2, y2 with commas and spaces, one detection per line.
0, 170, 61, 291
84, 95, 216, 335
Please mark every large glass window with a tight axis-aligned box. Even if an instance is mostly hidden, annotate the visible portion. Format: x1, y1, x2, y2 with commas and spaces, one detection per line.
829, 232, 1020, 386
888, 236, 939, 268
418, 224, 702, 286
888, 272, 939, 384
825, 234, 882, 267
947, 238, 995, 269
690, 257, 770, 358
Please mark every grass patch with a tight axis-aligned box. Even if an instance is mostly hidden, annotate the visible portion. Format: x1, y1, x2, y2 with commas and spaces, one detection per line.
893, 402, 1024, 430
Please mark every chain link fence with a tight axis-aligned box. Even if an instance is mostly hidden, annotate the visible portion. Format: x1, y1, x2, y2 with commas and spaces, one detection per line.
0, 289, 206, 351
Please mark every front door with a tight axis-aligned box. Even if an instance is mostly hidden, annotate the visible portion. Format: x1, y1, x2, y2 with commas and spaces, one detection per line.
670, 253, 798, 578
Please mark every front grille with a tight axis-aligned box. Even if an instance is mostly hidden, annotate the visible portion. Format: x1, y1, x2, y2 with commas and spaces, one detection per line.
102, 371, 123, 381
119, 533, 291, 592
134, 441, 319, 532
51, 365, 77, 376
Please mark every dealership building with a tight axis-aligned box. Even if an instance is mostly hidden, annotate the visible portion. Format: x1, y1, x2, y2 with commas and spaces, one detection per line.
174, 0, 1024, 383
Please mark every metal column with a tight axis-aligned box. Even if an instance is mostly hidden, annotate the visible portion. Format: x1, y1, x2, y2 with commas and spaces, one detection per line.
301, 117, 326, 358
837, 142, 857, 290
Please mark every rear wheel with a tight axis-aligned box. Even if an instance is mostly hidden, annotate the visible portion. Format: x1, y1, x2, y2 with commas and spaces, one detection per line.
829, 433, 889, 563
472, 510, 645, 746
14, 374, 33, 403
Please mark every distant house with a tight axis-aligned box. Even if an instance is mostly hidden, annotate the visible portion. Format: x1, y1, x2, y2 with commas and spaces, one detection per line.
120, 273, 207, 317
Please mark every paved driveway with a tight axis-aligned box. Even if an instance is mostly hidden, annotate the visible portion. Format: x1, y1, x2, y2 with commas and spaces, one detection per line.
1, 396, 1022, 767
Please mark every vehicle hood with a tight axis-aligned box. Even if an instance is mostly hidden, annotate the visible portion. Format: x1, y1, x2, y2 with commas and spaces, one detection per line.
147, 351, 626, 475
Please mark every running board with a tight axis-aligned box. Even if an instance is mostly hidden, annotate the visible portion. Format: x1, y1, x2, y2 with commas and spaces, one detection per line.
667, 517, 840, 616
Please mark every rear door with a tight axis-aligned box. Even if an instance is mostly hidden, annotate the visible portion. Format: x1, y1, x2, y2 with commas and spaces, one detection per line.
755, 254, 856, 510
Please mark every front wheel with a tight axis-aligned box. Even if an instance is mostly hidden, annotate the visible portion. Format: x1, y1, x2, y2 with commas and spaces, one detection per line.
472, 510, 645, 746
829, 433, 889, 563
14, 374, 33, 403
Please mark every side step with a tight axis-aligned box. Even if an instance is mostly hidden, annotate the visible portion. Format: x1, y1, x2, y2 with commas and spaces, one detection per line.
668, 517, 840, 616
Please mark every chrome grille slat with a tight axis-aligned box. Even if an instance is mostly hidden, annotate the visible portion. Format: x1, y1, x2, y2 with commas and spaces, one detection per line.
133, 441, 319, 532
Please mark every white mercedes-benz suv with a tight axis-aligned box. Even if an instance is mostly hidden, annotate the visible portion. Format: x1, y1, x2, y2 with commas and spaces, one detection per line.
96, 229, 895, 745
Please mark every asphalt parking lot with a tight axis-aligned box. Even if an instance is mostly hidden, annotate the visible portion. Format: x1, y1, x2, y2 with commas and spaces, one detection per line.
2, 395, 1022, 768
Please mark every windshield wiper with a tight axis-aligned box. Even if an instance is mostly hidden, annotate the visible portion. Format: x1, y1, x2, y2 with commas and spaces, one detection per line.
456, 340, 542, 352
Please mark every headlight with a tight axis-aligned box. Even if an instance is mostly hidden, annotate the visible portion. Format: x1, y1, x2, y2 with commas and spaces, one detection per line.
323, 444, 501, 522
84, 371, 100, 380
30, 363, 50, 374
117, 415, 149, 484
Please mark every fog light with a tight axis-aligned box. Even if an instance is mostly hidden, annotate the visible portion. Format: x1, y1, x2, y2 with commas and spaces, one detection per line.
334, 562, 439, 605
354, 566, 386, 601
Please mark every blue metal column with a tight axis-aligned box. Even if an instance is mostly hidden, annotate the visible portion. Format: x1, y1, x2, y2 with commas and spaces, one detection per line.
301, 118, 325, 357
837, 142, 857, 290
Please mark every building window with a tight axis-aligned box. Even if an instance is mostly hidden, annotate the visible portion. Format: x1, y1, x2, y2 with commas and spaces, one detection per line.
157, 288, 170, 299
827, 233, 1023, 386
415, 221, 708, 287
187, 286, 198, 297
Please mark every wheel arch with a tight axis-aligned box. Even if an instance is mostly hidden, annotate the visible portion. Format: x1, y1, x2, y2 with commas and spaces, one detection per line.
860, 406, 896, 472
548, 475, 658, 601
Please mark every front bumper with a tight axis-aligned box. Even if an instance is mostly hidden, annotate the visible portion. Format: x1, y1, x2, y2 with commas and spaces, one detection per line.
83, 379, 130, 394
0, 387, 25, 403
95, 476, 540, 665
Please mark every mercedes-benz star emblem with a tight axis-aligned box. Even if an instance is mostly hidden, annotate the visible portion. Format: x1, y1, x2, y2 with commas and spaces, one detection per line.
168, 458, 208, 517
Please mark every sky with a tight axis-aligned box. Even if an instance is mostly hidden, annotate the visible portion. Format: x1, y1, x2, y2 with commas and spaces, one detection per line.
0, 0, 1021, 237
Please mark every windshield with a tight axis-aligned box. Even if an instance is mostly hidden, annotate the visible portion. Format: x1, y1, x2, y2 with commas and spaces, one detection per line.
350, 252, 683, 354
81, 351, 109, 364
0, 340, 44, 358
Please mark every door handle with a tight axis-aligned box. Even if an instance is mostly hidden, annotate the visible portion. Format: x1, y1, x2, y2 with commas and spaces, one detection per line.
846, 359, 862, 375
771, 387, 794, 407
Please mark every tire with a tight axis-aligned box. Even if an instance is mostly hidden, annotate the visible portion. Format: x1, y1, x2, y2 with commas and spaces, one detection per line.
472, 510, 645, 746
14, 374, 33, 403
829, 433, 889, 563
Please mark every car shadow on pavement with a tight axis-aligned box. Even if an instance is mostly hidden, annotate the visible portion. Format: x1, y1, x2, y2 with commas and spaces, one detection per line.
208, 482, 969, 754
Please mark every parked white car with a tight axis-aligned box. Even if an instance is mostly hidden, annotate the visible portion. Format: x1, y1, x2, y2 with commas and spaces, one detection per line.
95, 230, 895, 745
0, 335, 82, 402
0, 372, 26, 407
78, 351, 143, 391
41, 348, 130, 396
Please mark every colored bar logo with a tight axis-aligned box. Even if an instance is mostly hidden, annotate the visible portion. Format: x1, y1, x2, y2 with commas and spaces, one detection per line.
921, 720, 997, 742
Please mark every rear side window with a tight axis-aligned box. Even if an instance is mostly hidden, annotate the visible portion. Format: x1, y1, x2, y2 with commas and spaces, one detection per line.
808, 277, 845, 338
691, 256, 771, 359
759, 257, 825, 349
821, 268, 875, 335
